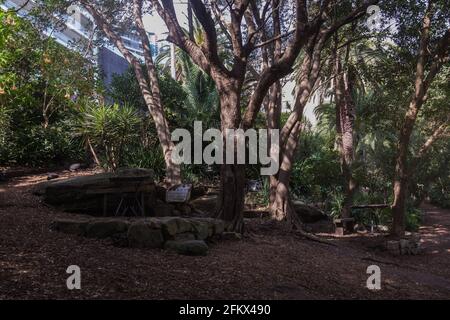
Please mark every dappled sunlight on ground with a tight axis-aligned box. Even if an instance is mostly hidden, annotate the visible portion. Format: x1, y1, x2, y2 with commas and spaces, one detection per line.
1, 170, 450, 299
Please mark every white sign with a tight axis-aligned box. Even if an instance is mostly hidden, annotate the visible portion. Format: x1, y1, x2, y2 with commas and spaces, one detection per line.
166, 184, 192, 203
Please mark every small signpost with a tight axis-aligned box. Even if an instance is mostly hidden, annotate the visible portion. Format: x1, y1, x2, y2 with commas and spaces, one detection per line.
166, 184, 192, 203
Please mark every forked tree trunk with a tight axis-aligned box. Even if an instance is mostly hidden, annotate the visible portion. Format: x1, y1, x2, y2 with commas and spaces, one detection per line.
268, 49, 319, 228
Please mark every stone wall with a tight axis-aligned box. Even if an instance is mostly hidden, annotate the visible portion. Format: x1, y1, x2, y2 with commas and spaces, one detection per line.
51, 216, 228, 256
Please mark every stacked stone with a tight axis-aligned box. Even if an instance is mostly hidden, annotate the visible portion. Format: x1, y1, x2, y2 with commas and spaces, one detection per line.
51, 216, 230, 256
386, 235, 422, 255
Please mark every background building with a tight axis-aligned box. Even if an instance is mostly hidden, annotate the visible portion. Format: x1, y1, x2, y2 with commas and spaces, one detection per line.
1, 0, 159, 89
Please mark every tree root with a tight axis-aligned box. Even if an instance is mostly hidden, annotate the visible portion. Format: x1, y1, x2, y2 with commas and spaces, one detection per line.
294, 229, 337, 246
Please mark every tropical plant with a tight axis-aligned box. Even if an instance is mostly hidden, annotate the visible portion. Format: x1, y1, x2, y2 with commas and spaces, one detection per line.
71, 101, 141, 171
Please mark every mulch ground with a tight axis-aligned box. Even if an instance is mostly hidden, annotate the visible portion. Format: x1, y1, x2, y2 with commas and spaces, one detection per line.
1, 170, 449, 299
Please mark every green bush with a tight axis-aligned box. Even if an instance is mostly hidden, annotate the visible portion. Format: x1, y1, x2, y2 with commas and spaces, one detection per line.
429, 184, 450, 209
405, 207, 422, 232
71, 101, 140, 171
123, 145, 166, 181
0, 123, 84, 166
290, 131, 341, 202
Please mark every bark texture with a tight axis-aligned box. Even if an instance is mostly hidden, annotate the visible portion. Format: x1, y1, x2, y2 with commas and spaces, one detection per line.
334, 47, 357, 219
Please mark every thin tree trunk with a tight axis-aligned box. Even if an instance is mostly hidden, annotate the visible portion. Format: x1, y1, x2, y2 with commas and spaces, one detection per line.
267, 81, 282, 205
87, 138, 101, 166
133, 0, 181, 186
187, 2, 194, 40
267, 0, 282, 206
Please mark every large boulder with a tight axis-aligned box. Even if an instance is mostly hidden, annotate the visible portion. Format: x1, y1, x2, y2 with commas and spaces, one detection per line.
127, 221, 164, 248
190, 220, 210, 240
164, 240, 209, 256
191, 217, 225, 237
156, 217, 194, 238
292, 201, 328, 223
41, 169, 155, 215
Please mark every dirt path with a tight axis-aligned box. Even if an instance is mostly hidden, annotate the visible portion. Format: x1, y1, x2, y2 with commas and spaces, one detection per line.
419, 203, 450, 254
0, 171, 449, 299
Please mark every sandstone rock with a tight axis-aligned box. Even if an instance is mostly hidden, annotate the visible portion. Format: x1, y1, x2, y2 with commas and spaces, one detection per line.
191, 220, 210, 240
127, 221, 164, 248
292, 201, 328, 223
192, 217, 225, 237
164, 240, 209, 256
41, 170, 155, 215
157, 217, 180, 237
154, 217, 195, 239
51, 218, 90, 236
176, 218, 194, 233
85, 219, 129, 239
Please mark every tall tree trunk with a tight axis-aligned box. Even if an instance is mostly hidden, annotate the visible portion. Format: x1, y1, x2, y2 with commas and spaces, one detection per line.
215, 80, 246, 232
267, 81, 282, 205
270, 120, 303, 228
187, 2, 194, 40
266, 0, 282, 206
334, 52, 357, 219
133, 0, 181, 186
268, 47, 319, 227
391, 3, 439, 237
392, 101, 419, 236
